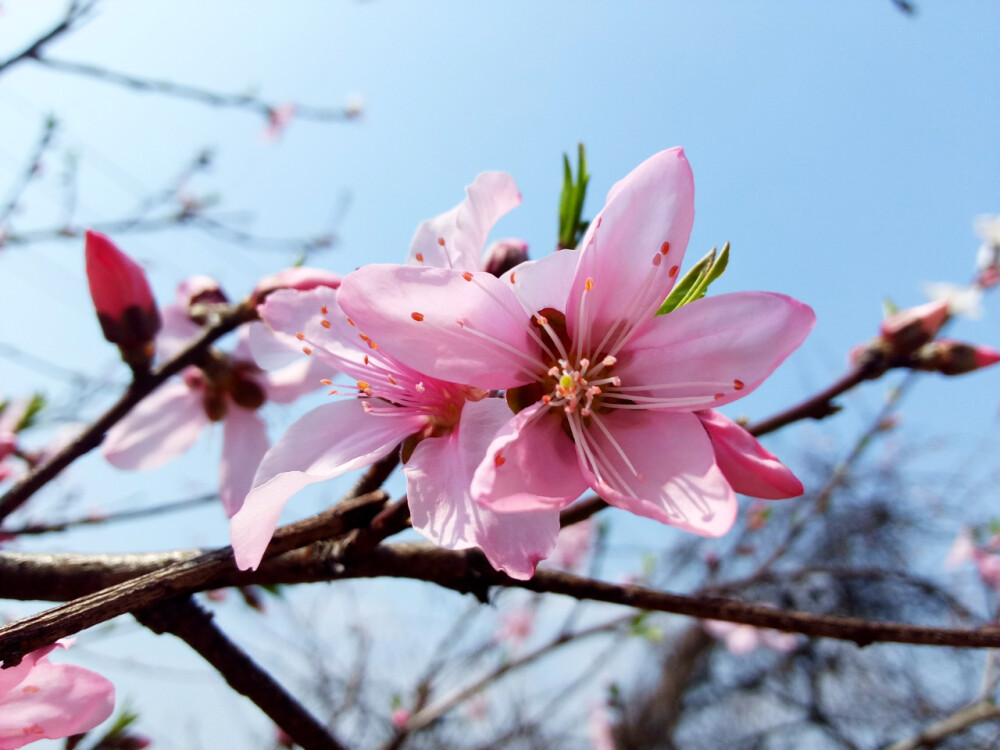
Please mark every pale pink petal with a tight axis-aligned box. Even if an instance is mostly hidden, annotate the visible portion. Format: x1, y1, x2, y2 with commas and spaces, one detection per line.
102, 380, 208, 470
566, 148, 694, 343
219, 406, 270, 517
472, 402, 590, 513
248, 316, 306, 370
0, 644, 114, 749
697, 410, 803, 499
261, 356, 330, 404
724, 625, 761, 655
505, 249, 581, 316
156, 304, 202, 360
407, 172, 521, 271
578, 410, 737, 536
258, 287, 371, 375
615, 292, 816, 410
339, 265, 540, 389
406, 399, 560, 580
231, 399, 423, 570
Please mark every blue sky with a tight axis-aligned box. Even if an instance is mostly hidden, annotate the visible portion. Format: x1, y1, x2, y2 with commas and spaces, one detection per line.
1, 1, 998, 746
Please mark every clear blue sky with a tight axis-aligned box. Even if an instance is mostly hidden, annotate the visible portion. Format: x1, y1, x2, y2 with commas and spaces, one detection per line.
1, 1, 998, 746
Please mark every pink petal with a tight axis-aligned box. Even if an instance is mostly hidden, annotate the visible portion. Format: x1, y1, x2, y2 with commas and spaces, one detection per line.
231, 399, 423, 570
472, 402, 590, 513
405, 398, 560, 580
407, 172, 521, 271
505, 249, 581, 316
0, 646, 114, 749
566, 148, 695, 345
615, 291, 816, 410
260, 355, 329, 404
257, 288, 371, 375
339, 265, 540, 389
219, 406, 271, 517
697, 410, 803, 499
156, 304, 202, 360
102, 380, 208, 470
577, 410, 737, 536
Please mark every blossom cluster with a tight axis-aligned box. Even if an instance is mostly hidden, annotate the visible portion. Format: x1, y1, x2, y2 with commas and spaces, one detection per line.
227, 148, 816, 578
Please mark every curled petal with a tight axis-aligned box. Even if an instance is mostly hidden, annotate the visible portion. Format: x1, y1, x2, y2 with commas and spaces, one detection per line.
406, 399, 560, 580
231, 399, 423, 570
102, 380, 208, 470
408, 172, 521, 271
577, 410, 737, 537
472, 402, 589, 513
697, 410, 803, 499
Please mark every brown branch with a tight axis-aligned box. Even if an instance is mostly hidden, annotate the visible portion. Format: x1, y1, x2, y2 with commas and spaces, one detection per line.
136, 596, 349, 750
0, 489, 387, 665
0, 302, 258, 523
6, 540, 1000, 668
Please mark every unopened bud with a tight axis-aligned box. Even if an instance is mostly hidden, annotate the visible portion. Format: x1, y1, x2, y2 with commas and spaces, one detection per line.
879, 299, 949, 355
914, 339, 1000, 376
482, 238, 529, 277
252, 267, 342, 305
85, 230, 160, 369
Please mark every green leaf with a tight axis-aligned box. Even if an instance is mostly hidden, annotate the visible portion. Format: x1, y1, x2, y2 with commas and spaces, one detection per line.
656, 242, 730, 315
557, 143, 591, 250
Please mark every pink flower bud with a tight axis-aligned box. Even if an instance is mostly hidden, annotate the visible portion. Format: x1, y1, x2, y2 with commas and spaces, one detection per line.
916, 339, 1000, 376
391, 708, 410, 728
85, 230, 161, 359
879, 299, 949, 355
482, 238, 529, 277
252, 267, 342, 305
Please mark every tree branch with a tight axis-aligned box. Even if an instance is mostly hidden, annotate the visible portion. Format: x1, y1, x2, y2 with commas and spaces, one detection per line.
136, 596, 349, 750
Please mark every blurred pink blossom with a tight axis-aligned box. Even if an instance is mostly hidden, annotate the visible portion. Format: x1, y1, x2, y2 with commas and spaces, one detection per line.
102, 278, 326, 517
263, 103, 296, 141
549, 519, 594, 571
587, 703, 615, 750
495, 608, 534, 650
703, 618, 801, 655
0, 641, 114, 749
390, 708, 410, 728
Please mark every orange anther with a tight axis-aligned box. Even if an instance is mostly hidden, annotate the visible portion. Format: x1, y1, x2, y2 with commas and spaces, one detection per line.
585, 277, 594, 291
295, 332, 305, 340
321, 319, 331, 328
462, 271, 474, 282
660, 241, 671, 255
411, 312, 425, 321
734, 379, 745, 390
669, 265, 679, 278
415, 252, 424, 262
437, 237, 446, 246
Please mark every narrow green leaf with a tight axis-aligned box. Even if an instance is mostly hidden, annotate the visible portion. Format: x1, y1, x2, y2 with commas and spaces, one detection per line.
657, 247, 716, 315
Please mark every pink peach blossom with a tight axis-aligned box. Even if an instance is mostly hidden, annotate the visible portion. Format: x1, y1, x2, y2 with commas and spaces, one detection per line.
230, 286, 559, 578
390, 708, 410, 728
103, 278, 325, 517
548, 519, 594, 572
0, 641, 114, 749
339, 149, 814, 537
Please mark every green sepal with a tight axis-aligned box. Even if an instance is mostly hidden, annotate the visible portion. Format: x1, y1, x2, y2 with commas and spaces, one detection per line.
657, 242, 730, 315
